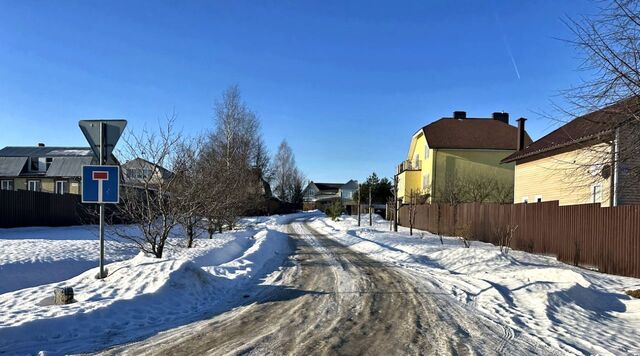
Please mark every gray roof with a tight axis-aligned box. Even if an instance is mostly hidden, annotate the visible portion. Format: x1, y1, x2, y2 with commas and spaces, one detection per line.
0, 157, 28, 176
122, 158, 173, 178
46, 156, 94, 177
0, 146, 93, 157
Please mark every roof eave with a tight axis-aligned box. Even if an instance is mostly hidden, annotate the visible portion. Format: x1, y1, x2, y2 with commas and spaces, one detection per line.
501, 129, 614, 163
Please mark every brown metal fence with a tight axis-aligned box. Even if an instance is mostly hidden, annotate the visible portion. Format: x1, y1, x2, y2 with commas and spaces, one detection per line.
0, 189, 90, 228
399, 201, 640, 278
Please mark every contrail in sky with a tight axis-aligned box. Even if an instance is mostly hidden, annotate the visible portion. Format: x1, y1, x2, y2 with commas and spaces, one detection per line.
501, 32, 521, 80
493, 10, 521, 80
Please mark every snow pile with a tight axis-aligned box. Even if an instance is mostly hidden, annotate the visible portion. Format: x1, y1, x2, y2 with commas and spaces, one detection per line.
0, 219, 291, 354
311, 213, 640, 355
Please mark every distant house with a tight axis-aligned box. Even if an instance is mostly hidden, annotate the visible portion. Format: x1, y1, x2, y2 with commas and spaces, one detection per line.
396, 111, 532, 203
0, 144, 97, 194
502, 99, 640, 206
121, 158, 173, 187
303, 180, 358, 204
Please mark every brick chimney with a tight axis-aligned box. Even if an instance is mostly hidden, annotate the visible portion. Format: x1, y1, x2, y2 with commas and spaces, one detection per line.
37, 143, 45, 147
492, 112, 509, 124
453, 111, 466, 120
516, 118, 527, 151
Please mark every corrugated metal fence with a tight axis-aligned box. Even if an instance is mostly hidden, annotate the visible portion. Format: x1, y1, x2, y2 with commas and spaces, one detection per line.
0, 190, 90, 228
399, 201, 640, 278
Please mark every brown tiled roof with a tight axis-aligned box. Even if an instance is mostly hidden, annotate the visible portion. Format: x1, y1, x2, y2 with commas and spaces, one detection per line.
421, 118, 531, 150
502, 98, 639, 163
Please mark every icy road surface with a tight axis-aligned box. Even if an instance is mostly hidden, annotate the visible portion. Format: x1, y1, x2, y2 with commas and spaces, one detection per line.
102, 218, 551, 355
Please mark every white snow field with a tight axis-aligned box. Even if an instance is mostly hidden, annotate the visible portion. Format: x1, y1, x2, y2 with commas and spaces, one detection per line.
1, 211, 640, 355
0, 214, 299, 354
310, 214, 640, 355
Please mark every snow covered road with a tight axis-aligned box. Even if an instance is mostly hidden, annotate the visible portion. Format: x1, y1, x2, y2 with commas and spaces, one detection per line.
101, 217, 551, 355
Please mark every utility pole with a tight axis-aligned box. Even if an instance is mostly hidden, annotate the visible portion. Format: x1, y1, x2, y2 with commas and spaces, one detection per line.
393, 174, 398, 232
368, 184, 372, 226
357, 184, 361, 226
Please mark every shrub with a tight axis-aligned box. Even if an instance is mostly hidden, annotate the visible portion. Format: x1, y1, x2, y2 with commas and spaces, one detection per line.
456, 222, 472, 248
626, 289, 640, 299
325, 200, 343, 221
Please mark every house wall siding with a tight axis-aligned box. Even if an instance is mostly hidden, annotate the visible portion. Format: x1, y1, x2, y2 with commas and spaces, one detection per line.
399, 133, 434, 201
514, 143, 612, 206
398, 133, 516, 203
432, 149, 516, 198
397, 170, 421, 202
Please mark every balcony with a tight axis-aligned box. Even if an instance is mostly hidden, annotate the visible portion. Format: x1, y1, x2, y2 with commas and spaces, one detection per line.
397, 160, 421, 174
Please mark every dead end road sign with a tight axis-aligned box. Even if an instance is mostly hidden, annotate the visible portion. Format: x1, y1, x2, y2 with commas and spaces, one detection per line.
82, 165, 120, 204
79, 119, 127, 280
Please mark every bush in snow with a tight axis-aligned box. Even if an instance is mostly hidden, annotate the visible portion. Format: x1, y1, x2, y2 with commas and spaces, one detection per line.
456, 222, 472, 248
494, 224, 518, 254
116, 116, 184, 258
326, 200, 343, 221
626, 289, 640, 299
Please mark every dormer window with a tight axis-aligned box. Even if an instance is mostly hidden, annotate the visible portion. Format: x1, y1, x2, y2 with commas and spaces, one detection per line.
28, 157, 51, 172
29, 157, 39, 171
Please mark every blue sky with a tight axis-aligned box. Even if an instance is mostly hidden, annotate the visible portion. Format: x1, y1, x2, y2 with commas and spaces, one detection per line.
0, 1, 598, 182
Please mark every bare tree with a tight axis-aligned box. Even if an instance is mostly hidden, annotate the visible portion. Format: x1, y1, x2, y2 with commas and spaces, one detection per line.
493, 180, 515, 204
202, 85, 268, 228
464, 176, 494, 203
559, 1, 640, 203
494, 224, 518, 254
407, 189, 429, 236
116, 116, 182, 258
272, 140, 304, 203
173, 137, 207, 248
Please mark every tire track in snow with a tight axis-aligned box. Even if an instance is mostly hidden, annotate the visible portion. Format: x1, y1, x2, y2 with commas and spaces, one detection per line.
99, 217, 554, 355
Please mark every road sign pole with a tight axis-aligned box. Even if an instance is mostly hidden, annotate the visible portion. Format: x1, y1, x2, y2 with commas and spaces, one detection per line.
79, 119, 126, 280
98, 122, 106, 279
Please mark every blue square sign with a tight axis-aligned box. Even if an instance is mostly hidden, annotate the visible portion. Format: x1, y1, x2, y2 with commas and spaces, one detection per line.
82, 165, 120, 204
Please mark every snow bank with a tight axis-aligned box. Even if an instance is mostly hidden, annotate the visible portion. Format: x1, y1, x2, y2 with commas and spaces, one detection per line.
0, 226, 141, 294
0, 219, 291, 354
311, 213, 640, 355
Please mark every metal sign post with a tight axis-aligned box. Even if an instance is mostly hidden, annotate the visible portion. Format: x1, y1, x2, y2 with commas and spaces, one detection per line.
99, 122, 105, 279
79, 119, 127, 280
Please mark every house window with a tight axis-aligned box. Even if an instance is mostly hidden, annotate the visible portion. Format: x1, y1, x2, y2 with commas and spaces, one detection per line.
46, 158, 53, 170
413, 153, 420, 169
55, 180, 67, 194
1, 180, 13, 190
424, 145, 429, 159
422, 174, 429, 190
132, 168, 153, 179
522, 196, 529, 204
29, 157, 39, 171
535, 195, 543, 203
592, 184, 602, 203
28, 180, 40, 191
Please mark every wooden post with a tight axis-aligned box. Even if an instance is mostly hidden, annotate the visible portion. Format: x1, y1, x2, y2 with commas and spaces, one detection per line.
393, 175, 398, 232
357, 184, 361, 226
368, 185, 372, 226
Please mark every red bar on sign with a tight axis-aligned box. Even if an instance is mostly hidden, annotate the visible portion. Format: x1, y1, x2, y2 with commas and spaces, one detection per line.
93, 171, 109, 180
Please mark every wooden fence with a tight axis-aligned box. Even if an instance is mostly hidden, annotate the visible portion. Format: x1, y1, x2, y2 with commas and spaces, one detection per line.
399, 201, 640, 278
0, 190, 91, 228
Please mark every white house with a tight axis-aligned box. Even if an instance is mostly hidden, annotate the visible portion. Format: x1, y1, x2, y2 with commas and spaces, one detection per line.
302, 180, 358, 204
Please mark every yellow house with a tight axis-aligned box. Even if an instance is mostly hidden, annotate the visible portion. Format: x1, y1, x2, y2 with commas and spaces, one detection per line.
397, 111, 531, 203
502, 99, 640, 206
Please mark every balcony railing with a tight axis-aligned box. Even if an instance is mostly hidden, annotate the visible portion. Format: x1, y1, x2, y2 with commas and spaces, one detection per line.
397, 160, 421, 174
